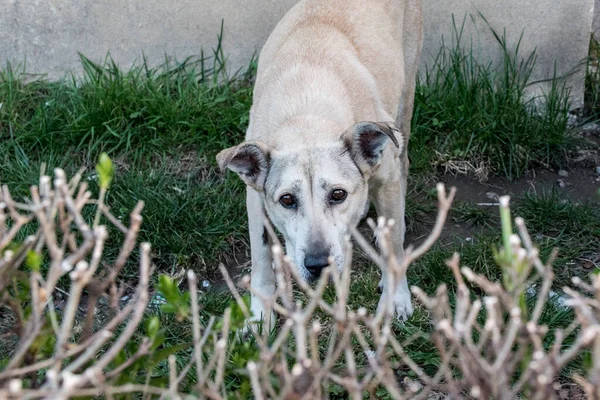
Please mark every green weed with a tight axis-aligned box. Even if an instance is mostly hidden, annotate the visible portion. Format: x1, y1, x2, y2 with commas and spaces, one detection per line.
410, 15, 573, 178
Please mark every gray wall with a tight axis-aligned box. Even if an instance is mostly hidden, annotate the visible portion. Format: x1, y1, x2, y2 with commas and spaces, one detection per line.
595, 0, 600, 39
1, 0, 594, 108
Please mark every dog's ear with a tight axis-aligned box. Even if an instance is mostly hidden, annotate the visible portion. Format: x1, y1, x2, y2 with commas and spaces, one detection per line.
216, 141, 270, 190
342, 121, 403, 173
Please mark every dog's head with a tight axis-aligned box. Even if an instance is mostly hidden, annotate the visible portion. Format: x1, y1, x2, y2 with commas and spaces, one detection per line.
217, 121, 403, 282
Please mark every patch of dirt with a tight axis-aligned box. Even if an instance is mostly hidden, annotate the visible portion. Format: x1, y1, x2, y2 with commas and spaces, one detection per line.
438, 166, 600, 205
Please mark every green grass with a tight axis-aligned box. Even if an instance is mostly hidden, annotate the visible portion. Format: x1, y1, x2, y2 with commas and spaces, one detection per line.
452, 201, 496, 228
1, 51, 253, 157
515, 190, 600, 287
1, 48, 253, 275
410, 16, 574, 178
516, 190, 600, 238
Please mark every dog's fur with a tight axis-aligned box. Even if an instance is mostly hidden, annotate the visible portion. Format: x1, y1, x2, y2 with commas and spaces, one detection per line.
217, 0, 423, 327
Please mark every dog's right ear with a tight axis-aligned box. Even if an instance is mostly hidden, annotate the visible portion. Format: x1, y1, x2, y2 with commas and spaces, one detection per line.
216, 141, 270, 190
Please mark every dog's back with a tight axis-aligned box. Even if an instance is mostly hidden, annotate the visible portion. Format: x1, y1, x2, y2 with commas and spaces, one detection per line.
247, 0, 422, 149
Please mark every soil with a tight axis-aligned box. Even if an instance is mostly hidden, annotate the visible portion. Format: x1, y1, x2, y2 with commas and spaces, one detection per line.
439, 166, 600, 205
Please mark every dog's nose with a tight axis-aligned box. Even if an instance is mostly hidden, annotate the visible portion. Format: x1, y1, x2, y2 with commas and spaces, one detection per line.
304, 254, 330, 278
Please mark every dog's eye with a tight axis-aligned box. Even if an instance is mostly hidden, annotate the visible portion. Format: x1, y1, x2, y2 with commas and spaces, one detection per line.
279, 194, 297, 209
330, 189, 347, 204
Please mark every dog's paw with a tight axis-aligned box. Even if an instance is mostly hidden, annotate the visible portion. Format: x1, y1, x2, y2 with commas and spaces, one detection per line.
392, 291, 414, 322
242, 297, 275, 336
377, 285, 413, 322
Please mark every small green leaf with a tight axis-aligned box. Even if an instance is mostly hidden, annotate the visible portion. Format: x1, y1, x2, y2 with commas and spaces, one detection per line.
160, 303, 177, 314
95, 152, 114, 190
26, 250, 42, 272
329, 383, 345, 395
114, 350, 127, 367
229, 296, 250, 327
157, 275, 178, 302
146, 316, 160, 340
150, 330, 166, 351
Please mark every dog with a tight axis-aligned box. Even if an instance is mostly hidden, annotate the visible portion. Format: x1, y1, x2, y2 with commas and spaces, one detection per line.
217, 0, 423, 328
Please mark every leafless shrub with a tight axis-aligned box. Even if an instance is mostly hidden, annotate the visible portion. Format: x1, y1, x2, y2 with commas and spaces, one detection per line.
0, 167, 598, 399
0, 166, 151, 399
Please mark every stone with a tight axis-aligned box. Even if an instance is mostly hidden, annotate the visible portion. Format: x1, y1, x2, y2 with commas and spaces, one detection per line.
485, 192, 500, 201
582, 122, 600, 134
567, 113, 579, 129
558, 169, 569, 177
403, 377, 424, 393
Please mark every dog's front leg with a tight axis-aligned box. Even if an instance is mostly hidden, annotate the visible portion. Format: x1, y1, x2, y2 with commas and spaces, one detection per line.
372, 173, 413, 321
246, 187, 276, 330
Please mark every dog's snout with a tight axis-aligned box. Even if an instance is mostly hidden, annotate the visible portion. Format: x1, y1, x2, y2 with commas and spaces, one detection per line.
304, 253, 330, 278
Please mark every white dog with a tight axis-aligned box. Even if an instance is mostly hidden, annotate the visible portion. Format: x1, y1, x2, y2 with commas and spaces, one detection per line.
217, 0, 423, 328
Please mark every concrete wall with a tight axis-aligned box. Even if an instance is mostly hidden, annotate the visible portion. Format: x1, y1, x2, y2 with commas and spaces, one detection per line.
0, 0, 594, 108
594, 0, 600, 39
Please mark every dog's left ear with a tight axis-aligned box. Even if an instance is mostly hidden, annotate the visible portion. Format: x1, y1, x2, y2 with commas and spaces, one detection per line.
342, 121, 403, 173
216, 141, 270, 190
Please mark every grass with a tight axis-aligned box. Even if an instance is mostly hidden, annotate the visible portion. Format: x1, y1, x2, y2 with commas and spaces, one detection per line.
1, 21, 598, 397
515, 190, 600, 287
410, 16, 574, 178
1, 48, 254, 276
516, 189, 600, 238
452, 201, 496, 228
